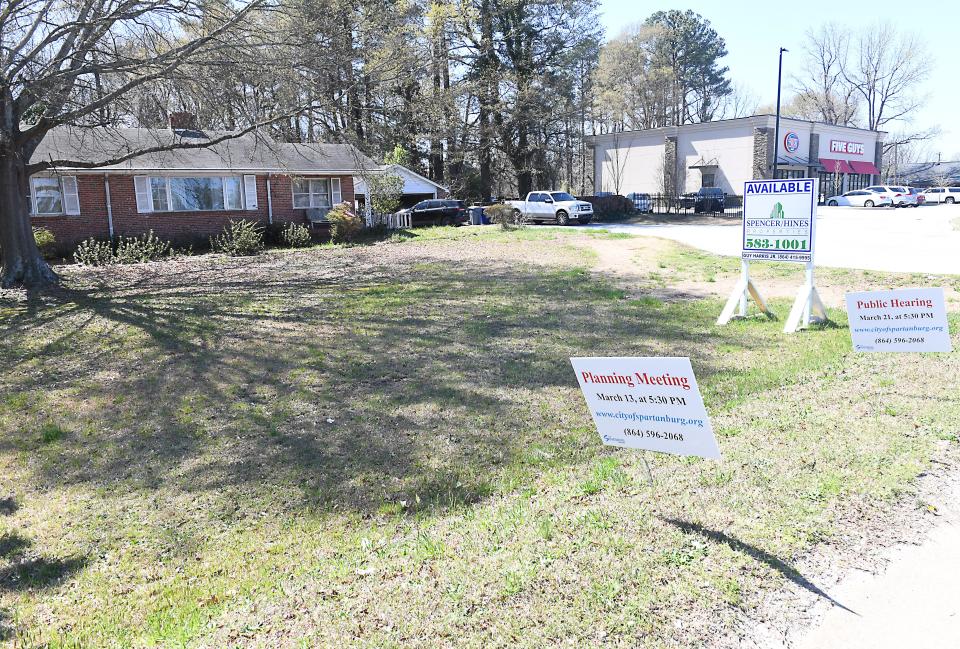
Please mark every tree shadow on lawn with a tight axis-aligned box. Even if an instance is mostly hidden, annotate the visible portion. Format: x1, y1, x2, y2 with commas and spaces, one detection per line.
663, 518, 858, 615
0, 253, 804, 519
0, 529, 87, 641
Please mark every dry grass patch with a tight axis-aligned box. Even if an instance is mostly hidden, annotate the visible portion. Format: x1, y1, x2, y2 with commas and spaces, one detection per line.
0, 228, 958, 647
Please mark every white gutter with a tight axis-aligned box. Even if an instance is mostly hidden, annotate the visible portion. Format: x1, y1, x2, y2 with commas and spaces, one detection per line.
103, 174, 114, 238
266, 175, 273, 224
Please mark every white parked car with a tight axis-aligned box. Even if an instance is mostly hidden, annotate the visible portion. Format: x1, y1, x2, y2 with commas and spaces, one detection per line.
865, 185, 916, 207
825, 190, 892, 208
918, 187, 960, 204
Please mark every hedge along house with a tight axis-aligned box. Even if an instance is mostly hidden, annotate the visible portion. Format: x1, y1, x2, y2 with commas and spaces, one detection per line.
27, 123, 398, 249
586, 115, 885, 202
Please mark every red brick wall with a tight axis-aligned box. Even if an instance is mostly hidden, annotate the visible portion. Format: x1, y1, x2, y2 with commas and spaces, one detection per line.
270, 174, 356, 225
32, 172, 357, 248
30, 175, 110, 249
108, 174, 272, 244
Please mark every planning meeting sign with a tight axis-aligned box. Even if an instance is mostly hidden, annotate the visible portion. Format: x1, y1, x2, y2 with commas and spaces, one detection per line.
741, 179, 818, 263
570, 357, 720, 460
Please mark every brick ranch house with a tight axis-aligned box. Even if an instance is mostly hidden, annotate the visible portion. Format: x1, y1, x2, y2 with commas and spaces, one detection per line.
28, 124, 449, 249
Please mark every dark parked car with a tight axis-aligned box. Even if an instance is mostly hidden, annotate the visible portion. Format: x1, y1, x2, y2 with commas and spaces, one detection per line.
679, 187, 725, 213
397, 199, 468, 226
627, 192, 654, 214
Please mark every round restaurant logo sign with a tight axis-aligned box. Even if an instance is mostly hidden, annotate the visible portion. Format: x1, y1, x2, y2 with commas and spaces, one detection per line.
784, 132, 801, 153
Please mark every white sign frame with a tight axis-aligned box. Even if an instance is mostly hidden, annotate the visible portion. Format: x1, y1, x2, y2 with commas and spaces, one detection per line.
846, 288, 952, 353
570, 357, 720, 460
718, 178, 827, 333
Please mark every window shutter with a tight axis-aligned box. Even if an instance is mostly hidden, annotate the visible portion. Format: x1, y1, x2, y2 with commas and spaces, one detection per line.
243, 175, 258, 210
28, 178, 38, 215
134, 176, 152, 212
331, 178, 342, 205
61, 176, 81, 215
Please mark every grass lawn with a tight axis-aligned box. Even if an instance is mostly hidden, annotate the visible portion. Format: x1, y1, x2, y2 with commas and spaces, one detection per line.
1, 227, 958, 647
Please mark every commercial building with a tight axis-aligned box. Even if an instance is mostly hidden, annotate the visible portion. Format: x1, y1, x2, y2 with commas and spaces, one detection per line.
586, 115, 885, 201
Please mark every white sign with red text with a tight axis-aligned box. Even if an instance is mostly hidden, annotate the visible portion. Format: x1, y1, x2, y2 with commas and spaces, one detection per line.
846, 288, 952, 353
570, 357, 720, 459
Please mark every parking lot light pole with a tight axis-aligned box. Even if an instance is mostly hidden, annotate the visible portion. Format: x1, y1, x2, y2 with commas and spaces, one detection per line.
772, 47, 788, 181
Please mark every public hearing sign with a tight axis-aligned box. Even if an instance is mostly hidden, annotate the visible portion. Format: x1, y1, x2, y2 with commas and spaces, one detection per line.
741, 179, 818, 263
846, 288, 952, 353
570, 357, 720, 459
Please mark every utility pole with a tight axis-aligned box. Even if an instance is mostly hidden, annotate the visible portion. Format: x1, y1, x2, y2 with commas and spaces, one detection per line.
772, 47, 788, 181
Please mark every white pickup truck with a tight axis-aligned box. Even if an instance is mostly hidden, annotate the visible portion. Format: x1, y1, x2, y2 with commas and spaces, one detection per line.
504, 191, 594, 225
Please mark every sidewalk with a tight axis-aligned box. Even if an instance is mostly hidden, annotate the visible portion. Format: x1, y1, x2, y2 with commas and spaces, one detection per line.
793, 477, 960, 649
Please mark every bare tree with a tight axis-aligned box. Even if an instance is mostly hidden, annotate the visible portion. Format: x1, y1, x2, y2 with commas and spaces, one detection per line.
0, 0, 291, 288
603, 132, 632, 195
792, 24, 859, 126
842, 25, 929, 132
717, 82, 760, 119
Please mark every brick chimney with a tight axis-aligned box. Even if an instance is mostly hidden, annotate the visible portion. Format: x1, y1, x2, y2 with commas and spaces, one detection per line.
169, 111, 198, 130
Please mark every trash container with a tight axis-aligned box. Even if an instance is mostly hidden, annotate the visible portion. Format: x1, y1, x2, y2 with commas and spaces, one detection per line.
469, 205, 484, 225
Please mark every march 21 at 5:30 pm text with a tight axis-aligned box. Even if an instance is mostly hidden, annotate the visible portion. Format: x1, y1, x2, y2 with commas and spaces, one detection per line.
741, 179, 818, 263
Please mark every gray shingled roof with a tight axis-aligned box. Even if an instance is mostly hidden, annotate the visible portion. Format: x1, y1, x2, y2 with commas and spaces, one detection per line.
31, 126, 381, 173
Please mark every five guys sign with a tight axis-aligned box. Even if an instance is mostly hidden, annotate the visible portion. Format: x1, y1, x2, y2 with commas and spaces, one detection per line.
829, 139, 865, 156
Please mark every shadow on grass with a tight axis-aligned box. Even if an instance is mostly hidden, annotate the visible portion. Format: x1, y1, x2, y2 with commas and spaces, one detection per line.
0, 532, 31, 559
663, 518, 858, 615
0, 251, 843, 520
0, 556, 88, 592
0, 497, 16, 516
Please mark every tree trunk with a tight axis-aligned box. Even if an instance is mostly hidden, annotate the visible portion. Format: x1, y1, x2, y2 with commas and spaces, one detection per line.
0, 152, 59, 288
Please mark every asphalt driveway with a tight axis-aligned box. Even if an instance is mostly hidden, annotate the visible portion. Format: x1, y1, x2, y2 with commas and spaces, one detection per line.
585, 204, 960, 274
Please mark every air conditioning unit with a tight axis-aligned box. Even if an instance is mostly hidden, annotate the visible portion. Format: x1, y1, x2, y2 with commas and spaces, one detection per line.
305, 207, 330, 223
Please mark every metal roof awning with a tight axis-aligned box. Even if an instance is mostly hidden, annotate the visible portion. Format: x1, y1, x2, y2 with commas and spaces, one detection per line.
776, 154, 812, 166
688, 162, 718, 169
818, 158, 855, 174
849, 160, 880, 175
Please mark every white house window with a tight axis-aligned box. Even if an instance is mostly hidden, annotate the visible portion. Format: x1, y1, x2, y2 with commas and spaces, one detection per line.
33, 177, 63, 214
170, 177, 226, 211
150, 177, 169, 211
30, 175, 80, 216
135, 175, 247, 213
224, 177, 243, 210
292, 178, 341, 209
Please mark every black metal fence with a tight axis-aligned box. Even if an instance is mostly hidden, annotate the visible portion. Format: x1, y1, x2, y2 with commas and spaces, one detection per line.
640, 194, 743, 218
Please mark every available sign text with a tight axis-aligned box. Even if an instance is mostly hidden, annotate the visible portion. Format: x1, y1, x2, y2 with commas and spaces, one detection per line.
742, 179, 818, 263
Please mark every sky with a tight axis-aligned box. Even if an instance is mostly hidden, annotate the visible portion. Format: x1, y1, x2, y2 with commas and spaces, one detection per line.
596, 0, 960, 161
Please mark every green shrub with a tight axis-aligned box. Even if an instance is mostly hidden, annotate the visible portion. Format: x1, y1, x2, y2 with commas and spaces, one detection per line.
280, 222, 312, 248
211, 220, 264, 256
114, 230, 172, 263
33, 227, 57, 259
73, 238, 115, 266
327, 203, 363, 243
484, 203, 524, 229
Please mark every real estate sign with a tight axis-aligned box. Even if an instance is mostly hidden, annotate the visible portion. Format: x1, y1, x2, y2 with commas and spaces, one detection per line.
570, 357, 720, 459
741, 179, 818, 263
846, 288, 952, 352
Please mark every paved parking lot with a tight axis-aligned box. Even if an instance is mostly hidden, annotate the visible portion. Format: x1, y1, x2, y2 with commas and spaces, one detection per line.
588, 204, 960, 274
